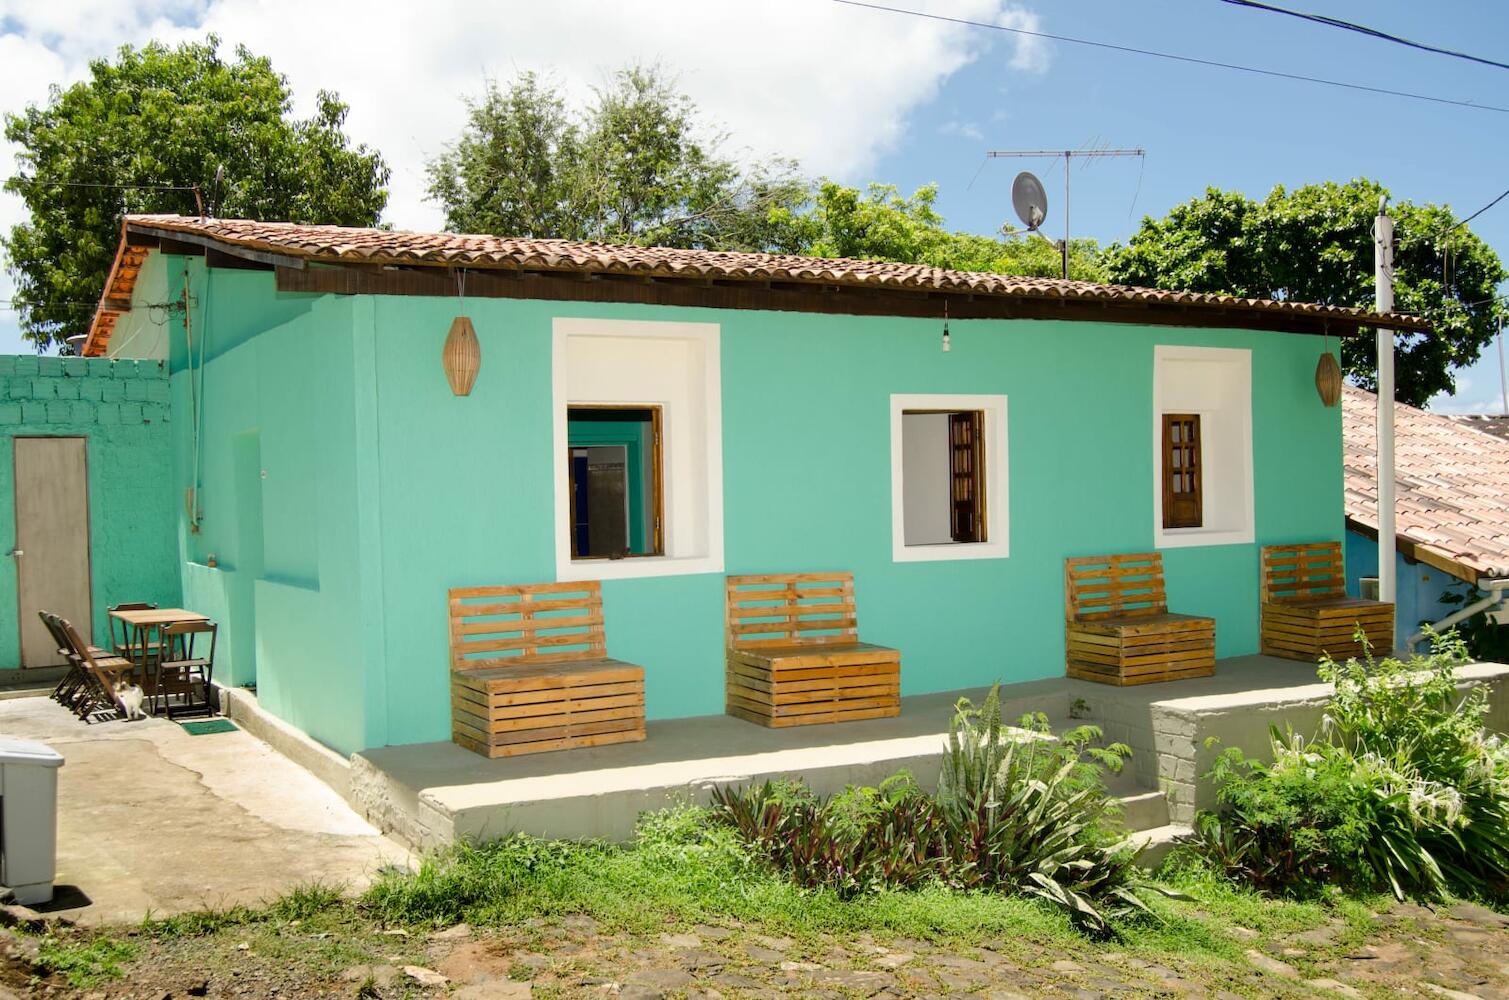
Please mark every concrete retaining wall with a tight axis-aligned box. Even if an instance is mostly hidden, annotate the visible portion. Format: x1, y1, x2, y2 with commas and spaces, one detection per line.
1096, 661, 1509, 824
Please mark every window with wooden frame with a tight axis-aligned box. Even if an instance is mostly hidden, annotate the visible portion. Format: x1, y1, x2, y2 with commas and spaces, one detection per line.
901, 409, 986, 546
1161, 413, 1202, 529
566, 405, 664, 559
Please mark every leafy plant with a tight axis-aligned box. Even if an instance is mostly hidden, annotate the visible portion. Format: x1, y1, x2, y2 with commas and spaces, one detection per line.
713, 686, 1167, 936
1186, 632, 1509, 902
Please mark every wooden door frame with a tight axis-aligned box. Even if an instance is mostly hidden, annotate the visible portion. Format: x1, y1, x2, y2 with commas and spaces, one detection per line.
13, 435, 93, 668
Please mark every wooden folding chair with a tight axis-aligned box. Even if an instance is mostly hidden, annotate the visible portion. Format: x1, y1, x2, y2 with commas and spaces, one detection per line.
58, 617, 133, 722
42, 612, 88, 710
153, 620, 218, 719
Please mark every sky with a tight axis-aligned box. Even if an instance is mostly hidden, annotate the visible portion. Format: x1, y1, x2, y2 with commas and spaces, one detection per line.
0, 0, 1506, 413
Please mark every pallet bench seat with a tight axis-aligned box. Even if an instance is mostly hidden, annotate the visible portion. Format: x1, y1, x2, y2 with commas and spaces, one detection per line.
725, 572, 900, 727
1065, 553, 1216, 685
1260, 543, 1394, 662
447, 581, 646, 758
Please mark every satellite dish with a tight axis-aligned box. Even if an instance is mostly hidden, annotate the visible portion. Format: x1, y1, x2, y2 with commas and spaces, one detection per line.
1012, 171, 1048, 231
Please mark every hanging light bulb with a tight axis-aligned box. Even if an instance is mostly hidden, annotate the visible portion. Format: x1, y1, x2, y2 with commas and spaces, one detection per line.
942, 300, 951, 353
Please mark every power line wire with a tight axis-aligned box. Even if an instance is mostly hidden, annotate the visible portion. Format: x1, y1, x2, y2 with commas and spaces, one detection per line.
1219, 0, 1509, 73
830, 0, 1509, 115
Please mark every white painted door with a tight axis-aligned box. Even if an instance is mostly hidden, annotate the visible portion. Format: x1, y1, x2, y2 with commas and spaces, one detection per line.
13, 437, 91, 668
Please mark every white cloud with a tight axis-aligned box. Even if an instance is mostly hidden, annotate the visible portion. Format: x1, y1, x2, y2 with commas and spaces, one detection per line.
997, 5, 1051, 74
0, 0, 1043, 241
939, 120, 985, 141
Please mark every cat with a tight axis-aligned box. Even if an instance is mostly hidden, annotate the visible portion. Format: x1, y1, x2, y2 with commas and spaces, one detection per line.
114, 680, 147, 721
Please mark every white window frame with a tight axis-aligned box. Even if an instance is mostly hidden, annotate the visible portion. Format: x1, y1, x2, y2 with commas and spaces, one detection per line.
890, 393, 1010, 563
553, 317, 724, 581
1152, 345, 1254, 549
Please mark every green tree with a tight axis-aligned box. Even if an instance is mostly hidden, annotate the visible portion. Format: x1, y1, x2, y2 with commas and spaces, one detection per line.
427, 66, 805, 251
779, 181, 1108, 280
1107, 180, 1506, 406
3, 37, 390, 350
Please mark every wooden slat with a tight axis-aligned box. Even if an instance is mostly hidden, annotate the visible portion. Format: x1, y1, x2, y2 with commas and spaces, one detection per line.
725, 572, 858, 649
447, 579, 647, 757
1064, 553, 1169, 621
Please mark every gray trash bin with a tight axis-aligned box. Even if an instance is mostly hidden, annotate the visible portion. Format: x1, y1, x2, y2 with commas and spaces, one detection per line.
0, 737, 65, 905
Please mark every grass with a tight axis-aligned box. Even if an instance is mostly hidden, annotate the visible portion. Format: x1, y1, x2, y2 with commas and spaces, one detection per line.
13, 810, 1426, 997
356, 804, 1397, 970
33, 935, 138, 989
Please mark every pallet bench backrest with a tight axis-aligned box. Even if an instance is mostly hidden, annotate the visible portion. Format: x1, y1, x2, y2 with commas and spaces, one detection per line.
448, 581, 607, 670
726, 572, 859, 649
1064, 553, 1169, 623
1260, 542, 1346, 604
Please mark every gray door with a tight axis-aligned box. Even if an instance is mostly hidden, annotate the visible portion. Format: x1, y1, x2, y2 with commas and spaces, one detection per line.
13, 437, 91, 668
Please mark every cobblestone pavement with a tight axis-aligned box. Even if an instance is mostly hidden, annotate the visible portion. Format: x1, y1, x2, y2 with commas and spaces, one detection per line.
11, 897, 1509, 999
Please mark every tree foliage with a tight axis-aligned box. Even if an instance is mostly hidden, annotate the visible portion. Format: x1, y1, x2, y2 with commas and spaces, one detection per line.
427, 67, 805, 251
777, 181, 1109, 281
1107, 180, 1506, 406
2, 37, 390, 350
427, 67, 1109, 278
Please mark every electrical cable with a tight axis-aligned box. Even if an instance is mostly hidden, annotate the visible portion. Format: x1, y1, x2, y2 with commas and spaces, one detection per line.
829, 0, 1509, 115
1219, 0, 1509, 73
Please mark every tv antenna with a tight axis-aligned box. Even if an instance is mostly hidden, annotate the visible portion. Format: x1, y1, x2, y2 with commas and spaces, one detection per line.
987, 147, 1145, 278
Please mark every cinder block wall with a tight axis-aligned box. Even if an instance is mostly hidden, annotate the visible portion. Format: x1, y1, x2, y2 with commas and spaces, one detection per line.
0, 354, 180, 670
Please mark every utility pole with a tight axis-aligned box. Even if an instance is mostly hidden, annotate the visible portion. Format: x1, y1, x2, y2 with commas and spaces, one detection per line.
1375, 197, 1396, 606
985, 148, 1144, 278
1498, 315, 1507, 417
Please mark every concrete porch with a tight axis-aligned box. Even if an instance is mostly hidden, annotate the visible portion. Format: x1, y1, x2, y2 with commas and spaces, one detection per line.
350, 655, 1509, 851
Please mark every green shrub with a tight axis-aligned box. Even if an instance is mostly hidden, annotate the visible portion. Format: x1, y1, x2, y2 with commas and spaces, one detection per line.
1188, 632, 1509, 901
713, 686, 1165, 935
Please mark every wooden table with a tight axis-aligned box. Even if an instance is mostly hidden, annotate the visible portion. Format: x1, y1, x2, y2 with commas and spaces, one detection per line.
108, 607, 210, 686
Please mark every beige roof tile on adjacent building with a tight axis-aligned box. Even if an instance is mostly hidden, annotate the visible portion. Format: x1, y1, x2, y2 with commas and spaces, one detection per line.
1343, 385, 1509, 582
84, 214, 1429, 356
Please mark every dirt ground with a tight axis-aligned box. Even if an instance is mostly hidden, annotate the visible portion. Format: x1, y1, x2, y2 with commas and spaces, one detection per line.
0, 696, 408, 924
5, 895, 1509, 999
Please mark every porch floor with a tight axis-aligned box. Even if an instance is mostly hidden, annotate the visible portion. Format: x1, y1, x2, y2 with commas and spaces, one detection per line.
353, 653, 1407, 848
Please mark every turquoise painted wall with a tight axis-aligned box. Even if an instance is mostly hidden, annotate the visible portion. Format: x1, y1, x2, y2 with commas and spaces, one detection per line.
166, 260, 380, 754
0, 356, 180, 668
167, 263, 1343, 754
365, 296, 1343, 749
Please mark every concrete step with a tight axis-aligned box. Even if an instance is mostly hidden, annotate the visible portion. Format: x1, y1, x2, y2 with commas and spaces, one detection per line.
1121, 823, 1193, 870
1114, 789, 1170, 833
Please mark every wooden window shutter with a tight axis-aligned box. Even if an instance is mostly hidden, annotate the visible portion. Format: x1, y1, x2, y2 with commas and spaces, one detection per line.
949, 411, 986, 542
1162, 413, 1202, 529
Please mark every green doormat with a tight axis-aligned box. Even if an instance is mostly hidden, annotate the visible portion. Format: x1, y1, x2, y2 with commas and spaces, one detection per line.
179, 719, 237, 736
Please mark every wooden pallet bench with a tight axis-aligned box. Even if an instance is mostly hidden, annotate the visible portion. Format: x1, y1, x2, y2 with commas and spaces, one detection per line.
1065, 552, 1216, 685
447, 581, 646, 758
725, 572, 900, 727
1260, 542, 1394, 661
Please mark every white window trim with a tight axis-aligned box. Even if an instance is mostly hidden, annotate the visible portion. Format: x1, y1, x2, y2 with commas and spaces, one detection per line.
552, 318, 724, 581
1152, 345, 1254, 549
890, 393, 1010, 563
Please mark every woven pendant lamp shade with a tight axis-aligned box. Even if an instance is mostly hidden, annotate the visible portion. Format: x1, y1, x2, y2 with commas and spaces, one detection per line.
443, 316, 480, 396
1314, 351, 1342, 407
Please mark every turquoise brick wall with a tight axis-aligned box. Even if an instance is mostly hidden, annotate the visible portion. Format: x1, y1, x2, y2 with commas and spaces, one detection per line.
0, 355, 181, 668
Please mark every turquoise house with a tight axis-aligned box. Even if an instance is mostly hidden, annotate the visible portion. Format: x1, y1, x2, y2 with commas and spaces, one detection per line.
81, 215, 1417, 757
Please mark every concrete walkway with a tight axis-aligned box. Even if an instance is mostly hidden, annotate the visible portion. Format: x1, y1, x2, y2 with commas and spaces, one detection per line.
0, 696, 409, 925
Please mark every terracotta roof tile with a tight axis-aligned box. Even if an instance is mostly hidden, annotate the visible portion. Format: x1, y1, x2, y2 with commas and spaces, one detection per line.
85, 214, 1431, 356
1343, 385, 1509, 580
